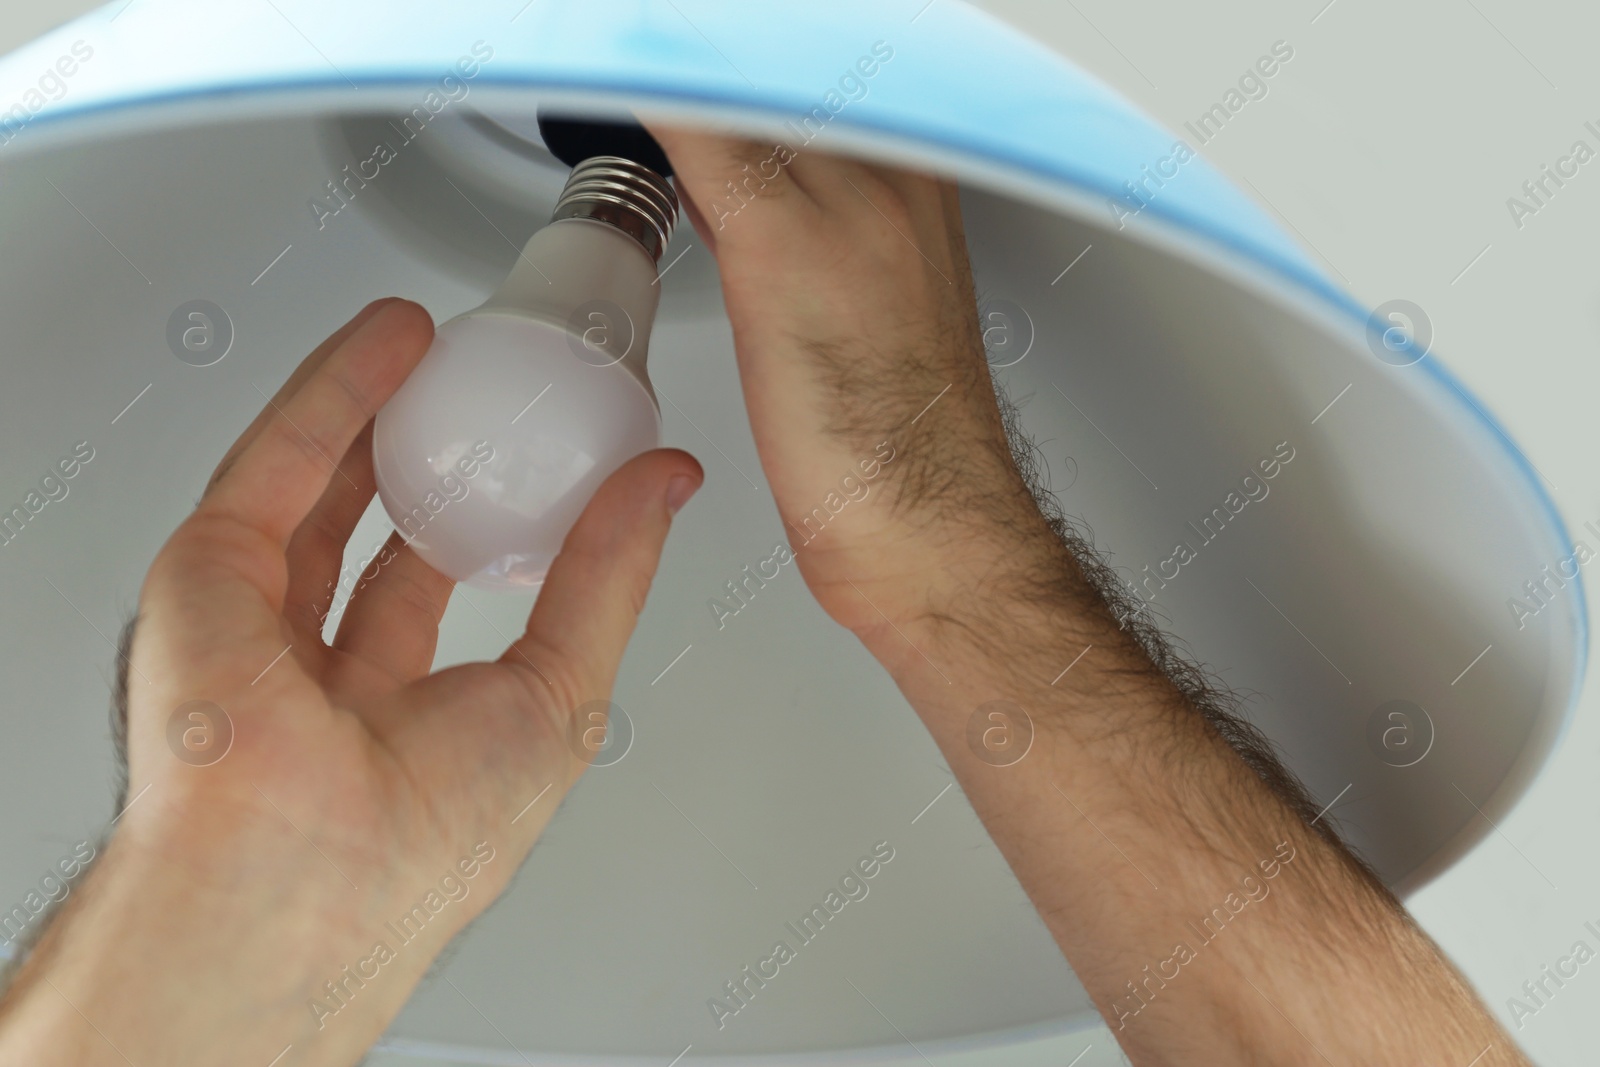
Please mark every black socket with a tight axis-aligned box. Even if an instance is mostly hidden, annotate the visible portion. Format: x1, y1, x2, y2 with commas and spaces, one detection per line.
536, 113, 674, 178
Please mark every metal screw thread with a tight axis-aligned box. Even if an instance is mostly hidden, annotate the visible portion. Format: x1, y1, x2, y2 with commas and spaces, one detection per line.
550, 156, 679, 264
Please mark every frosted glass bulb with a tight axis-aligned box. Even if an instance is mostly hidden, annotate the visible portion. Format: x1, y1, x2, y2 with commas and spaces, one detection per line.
373, 156, 678, 589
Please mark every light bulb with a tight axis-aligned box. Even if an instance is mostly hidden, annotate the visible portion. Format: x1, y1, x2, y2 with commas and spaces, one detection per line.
373, 156, 678, 589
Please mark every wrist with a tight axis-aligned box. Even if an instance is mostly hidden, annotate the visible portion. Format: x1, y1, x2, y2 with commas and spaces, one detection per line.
844, 510, 1101, 663
0, 820, 462, 1067
848, 517, 1192, 761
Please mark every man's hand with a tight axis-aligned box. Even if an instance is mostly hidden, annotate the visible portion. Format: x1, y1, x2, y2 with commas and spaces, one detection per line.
651, 126, 1529, 1067
647, 127, 1058, 652
0, 298, 702, 1067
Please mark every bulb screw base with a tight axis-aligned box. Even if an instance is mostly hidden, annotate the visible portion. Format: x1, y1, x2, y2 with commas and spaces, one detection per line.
551, 156, 679, 264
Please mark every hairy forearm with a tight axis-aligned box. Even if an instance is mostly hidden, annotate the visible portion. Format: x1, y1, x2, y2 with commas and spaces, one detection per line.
856, 522, 1525, 1066
628, 126, 1516, 1062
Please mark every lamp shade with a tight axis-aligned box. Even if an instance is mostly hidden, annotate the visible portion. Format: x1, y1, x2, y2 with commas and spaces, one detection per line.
0, 0, 1583, 1062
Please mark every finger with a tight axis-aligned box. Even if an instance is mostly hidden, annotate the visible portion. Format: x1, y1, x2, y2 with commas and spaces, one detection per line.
678, 193, 718, 257
282, 421, 377, 637
924, 176, 978, 294
644, 124, 817, 245
650, 118, 931, 231
331, 531, 455, 686
500, 448, 702, 698
201, 299, 434, 549
647, 123, 955, 290
207, 298, 398, 491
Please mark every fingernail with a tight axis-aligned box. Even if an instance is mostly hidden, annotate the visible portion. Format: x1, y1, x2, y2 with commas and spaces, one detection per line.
666, 475, 699, 516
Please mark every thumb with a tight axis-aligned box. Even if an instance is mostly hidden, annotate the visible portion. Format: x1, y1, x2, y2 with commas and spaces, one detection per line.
499, 448, 702, 699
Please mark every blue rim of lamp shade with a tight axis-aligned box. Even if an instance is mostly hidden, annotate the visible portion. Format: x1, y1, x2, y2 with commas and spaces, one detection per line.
0, 0, 1585, 1027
